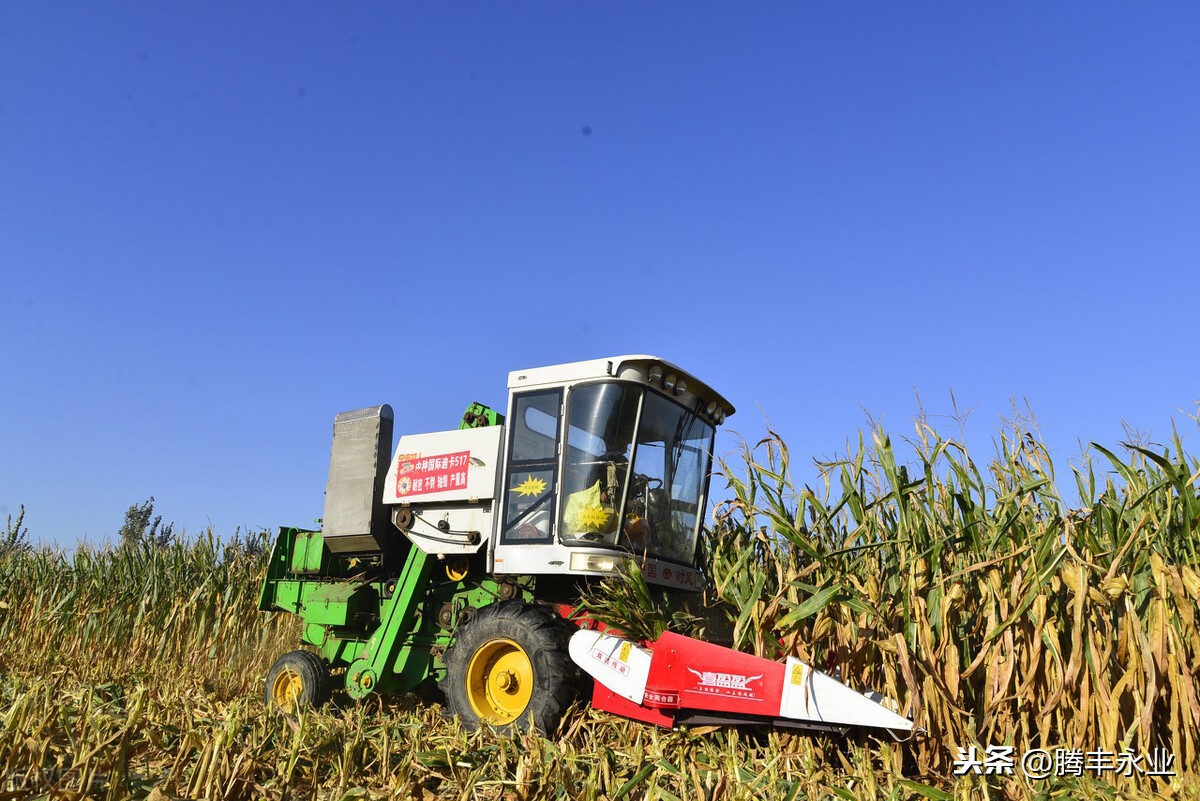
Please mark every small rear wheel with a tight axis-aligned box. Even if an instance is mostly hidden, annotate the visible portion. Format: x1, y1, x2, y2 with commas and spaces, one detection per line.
442, 601, 577, 735
265, 650, 332, 714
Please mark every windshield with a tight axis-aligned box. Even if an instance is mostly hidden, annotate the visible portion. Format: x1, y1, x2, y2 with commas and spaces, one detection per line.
560, 382, 715, 565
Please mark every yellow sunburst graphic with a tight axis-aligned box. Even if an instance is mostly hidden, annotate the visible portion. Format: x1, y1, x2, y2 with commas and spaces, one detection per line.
578, 504, 612, 530
511, 475, 547, 498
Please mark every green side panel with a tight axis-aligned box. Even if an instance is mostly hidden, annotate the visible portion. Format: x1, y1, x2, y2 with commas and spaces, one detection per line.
259, 527, 330, 612
260, 575, 372, 629
259, 527, 306, 611
270, 581, 302, 613
304, 582, 362, 626
290, 530, 325, 574
314, 632, 365, 665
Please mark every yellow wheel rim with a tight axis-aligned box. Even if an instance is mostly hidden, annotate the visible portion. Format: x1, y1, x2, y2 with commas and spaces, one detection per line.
271, 668, 304, 713
446, 557, 469, 582
466, 638, 534, 724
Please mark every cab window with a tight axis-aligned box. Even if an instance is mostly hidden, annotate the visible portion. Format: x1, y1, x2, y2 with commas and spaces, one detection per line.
502, 390, 561, 543
560, 383, 641, 546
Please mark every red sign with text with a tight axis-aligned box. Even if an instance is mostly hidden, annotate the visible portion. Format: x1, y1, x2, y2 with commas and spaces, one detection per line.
396, 451, 470, 497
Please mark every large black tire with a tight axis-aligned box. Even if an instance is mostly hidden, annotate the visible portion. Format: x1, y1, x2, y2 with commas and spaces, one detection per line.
441, 601, 578, 735
265, 649, 333, 714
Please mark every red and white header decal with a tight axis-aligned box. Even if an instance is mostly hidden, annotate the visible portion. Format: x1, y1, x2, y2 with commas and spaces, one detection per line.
396, 451, 470, 497
685, 667, 765, 702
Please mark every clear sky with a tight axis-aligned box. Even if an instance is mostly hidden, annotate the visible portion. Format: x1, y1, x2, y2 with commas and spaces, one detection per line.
3, 4, 1198, 546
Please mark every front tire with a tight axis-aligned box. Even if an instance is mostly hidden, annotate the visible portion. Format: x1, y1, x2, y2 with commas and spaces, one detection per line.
265, 649, 332, 714
441, 601, 577, 735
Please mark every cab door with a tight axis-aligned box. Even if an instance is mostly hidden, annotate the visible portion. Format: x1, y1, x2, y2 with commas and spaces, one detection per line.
497, 389, 562, 545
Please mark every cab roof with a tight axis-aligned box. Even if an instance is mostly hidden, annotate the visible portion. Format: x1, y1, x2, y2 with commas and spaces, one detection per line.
507, 355, 735, 417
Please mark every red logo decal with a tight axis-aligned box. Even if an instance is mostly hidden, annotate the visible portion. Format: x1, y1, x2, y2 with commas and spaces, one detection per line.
685, 668, 764, 701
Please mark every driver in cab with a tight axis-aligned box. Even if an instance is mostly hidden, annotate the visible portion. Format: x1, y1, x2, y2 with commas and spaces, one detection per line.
563, 460, 621, 543
563, 457, 651, 550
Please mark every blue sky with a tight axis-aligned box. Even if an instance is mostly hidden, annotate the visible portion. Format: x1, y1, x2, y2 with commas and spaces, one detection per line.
2, 4, 1198, 546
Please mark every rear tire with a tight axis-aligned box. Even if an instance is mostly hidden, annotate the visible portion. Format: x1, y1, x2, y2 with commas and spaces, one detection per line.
441, 601, 577, 735
265, 649, 333, 714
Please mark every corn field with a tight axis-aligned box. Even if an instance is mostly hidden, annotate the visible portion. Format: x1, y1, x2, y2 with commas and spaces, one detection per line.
1, 414, 1198, 800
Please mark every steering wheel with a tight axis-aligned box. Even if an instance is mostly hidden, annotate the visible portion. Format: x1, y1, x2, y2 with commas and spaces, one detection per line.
632, 472, 663, 491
